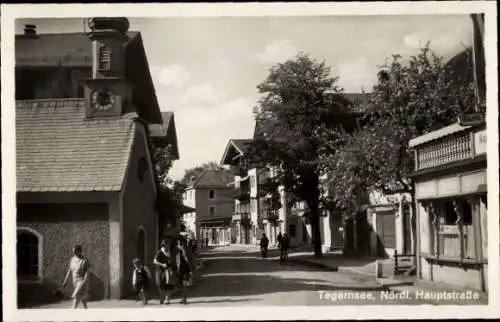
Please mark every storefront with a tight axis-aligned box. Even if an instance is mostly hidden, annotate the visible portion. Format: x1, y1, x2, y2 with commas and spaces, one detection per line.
199, 217, 232, 246
410, 123, 487, 291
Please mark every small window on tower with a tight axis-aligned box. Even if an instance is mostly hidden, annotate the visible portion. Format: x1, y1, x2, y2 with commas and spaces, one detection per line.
98, 43, 111, 71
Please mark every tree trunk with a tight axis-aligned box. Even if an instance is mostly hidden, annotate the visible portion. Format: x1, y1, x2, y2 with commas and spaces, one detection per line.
310, 207, 323, 257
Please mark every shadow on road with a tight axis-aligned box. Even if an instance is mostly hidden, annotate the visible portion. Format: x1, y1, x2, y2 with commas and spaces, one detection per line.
189, 273, 386, 299
186, 298, 255, 304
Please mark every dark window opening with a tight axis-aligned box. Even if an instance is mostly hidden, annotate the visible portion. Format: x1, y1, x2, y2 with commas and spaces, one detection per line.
442, 201, 458, 225
442, 200, 472, 225
17, 231, 39, 279
209, 190, 215, 199
462, 199, 473, 225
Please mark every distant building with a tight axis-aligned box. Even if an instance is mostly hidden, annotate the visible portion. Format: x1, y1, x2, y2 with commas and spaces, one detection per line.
182, 169, 234, 246
15, 18, 178, 305
220, 139, 257, 244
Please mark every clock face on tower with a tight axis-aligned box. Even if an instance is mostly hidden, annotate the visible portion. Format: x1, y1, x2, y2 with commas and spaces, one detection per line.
91, 89, 116, 111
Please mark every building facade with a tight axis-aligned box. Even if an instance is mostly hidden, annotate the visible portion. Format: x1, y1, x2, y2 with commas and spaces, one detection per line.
361, 191, 415, 259
182, 170, 234, 246
410, 122, 487, 291
15, 18, 178, 305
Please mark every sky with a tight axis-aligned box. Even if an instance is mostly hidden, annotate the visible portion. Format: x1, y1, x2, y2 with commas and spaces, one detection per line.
16, 15, 473, 180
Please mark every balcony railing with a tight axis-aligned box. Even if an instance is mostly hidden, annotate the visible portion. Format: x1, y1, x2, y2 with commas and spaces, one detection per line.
233, 211, 250, 221
263, 208, 279, 221
415, 131, 474, 171
233, 188, 250, 202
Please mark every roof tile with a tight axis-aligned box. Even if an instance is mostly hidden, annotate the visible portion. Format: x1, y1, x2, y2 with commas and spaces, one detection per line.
16, 99, 136, 192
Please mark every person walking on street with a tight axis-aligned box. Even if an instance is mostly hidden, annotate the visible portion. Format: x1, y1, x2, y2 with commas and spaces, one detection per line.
260, 233, 269, 259
281, 233, 290, 262
277, 232, 283, 249
172, 239, 193, 304
62, 245, 90, 309
153, 240, 174, 304
132, 258, 152, 305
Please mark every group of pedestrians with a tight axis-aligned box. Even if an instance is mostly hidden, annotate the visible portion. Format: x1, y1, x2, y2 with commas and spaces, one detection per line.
61, 236, 197, 308
259, 231, 290, 263
151, 238, 193, 305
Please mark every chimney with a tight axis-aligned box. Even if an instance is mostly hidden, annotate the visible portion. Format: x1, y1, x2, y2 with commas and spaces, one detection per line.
23, 24, 37, 37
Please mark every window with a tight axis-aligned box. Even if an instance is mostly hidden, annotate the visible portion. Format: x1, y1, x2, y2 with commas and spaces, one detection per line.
209, 206, 216, 216
97, 42, 111, 71
289, 224, 296, 238
433, 198, 476, 259
189, 191, 193, 200
208, 190, 215, 200
17, 228, 42, 280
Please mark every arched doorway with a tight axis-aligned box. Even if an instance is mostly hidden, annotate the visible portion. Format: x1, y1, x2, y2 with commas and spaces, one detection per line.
137, 227, 147, 263
17, 227, 43, 280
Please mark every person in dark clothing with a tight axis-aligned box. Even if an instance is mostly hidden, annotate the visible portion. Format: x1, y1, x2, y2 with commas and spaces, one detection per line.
153, 240, 173, 304
132, 258, 152, 305
205, 237, 209, 248
277, 232, 283, 249
172, 239, 193, 304
280, 233, 290, 263
260, 233, 269, 258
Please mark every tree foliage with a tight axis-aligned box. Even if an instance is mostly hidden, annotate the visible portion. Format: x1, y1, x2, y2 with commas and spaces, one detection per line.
149, 143, 183, 236
151, 143, 175, 188
249, 52, 358, 257
179, 161, 226, 186
327, 44, 476, 210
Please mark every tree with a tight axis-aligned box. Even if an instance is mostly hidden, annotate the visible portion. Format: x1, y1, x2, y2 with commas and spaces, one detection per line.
327, 43, 475, 213
249, 52, 358, 257
150, 143, 183, 237
180, 161, 225, 186
151, 143, 175, 188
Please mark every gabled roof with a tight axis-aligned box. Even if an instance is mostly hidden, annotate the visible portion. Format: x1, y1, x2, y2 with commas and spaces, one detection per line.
15, 31, 162, 124
220, 139, 253, 165
190, 169, 233, 188
16, 99, 136, 192
149, 111, 180, 160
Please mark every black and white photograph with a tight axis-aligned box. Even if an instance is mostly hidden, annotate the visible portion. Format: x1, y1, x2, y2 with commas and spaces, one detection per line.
1, 2, 498, 321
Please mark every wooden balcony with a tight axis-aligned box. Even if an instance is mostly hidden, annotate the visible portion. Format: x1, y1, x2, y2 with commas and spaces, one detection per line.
411, 123, 485, 172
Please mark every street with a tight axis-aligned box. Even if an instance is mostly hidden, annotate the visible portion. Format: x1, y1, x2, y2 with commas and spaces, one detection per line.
35, 245, 452, 308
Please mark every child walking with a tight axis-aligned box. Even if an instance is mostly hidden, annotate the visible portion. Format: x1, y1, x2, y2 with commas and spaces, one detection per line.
132, 258, 152, 305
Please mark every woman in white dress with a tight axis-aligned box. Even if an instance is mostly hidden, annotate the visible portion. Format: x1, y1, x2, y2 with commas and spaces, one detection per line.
62, 245, 90, 308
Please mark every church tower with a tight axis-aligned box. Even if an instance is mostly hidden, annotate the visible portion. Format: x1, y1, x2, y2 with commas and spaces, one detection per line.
81, 17, 134, 118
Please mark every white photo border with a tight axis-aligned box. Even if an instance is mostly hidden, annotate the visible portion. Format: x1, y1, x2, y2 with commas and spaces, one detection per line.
2, 1, 498, 321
